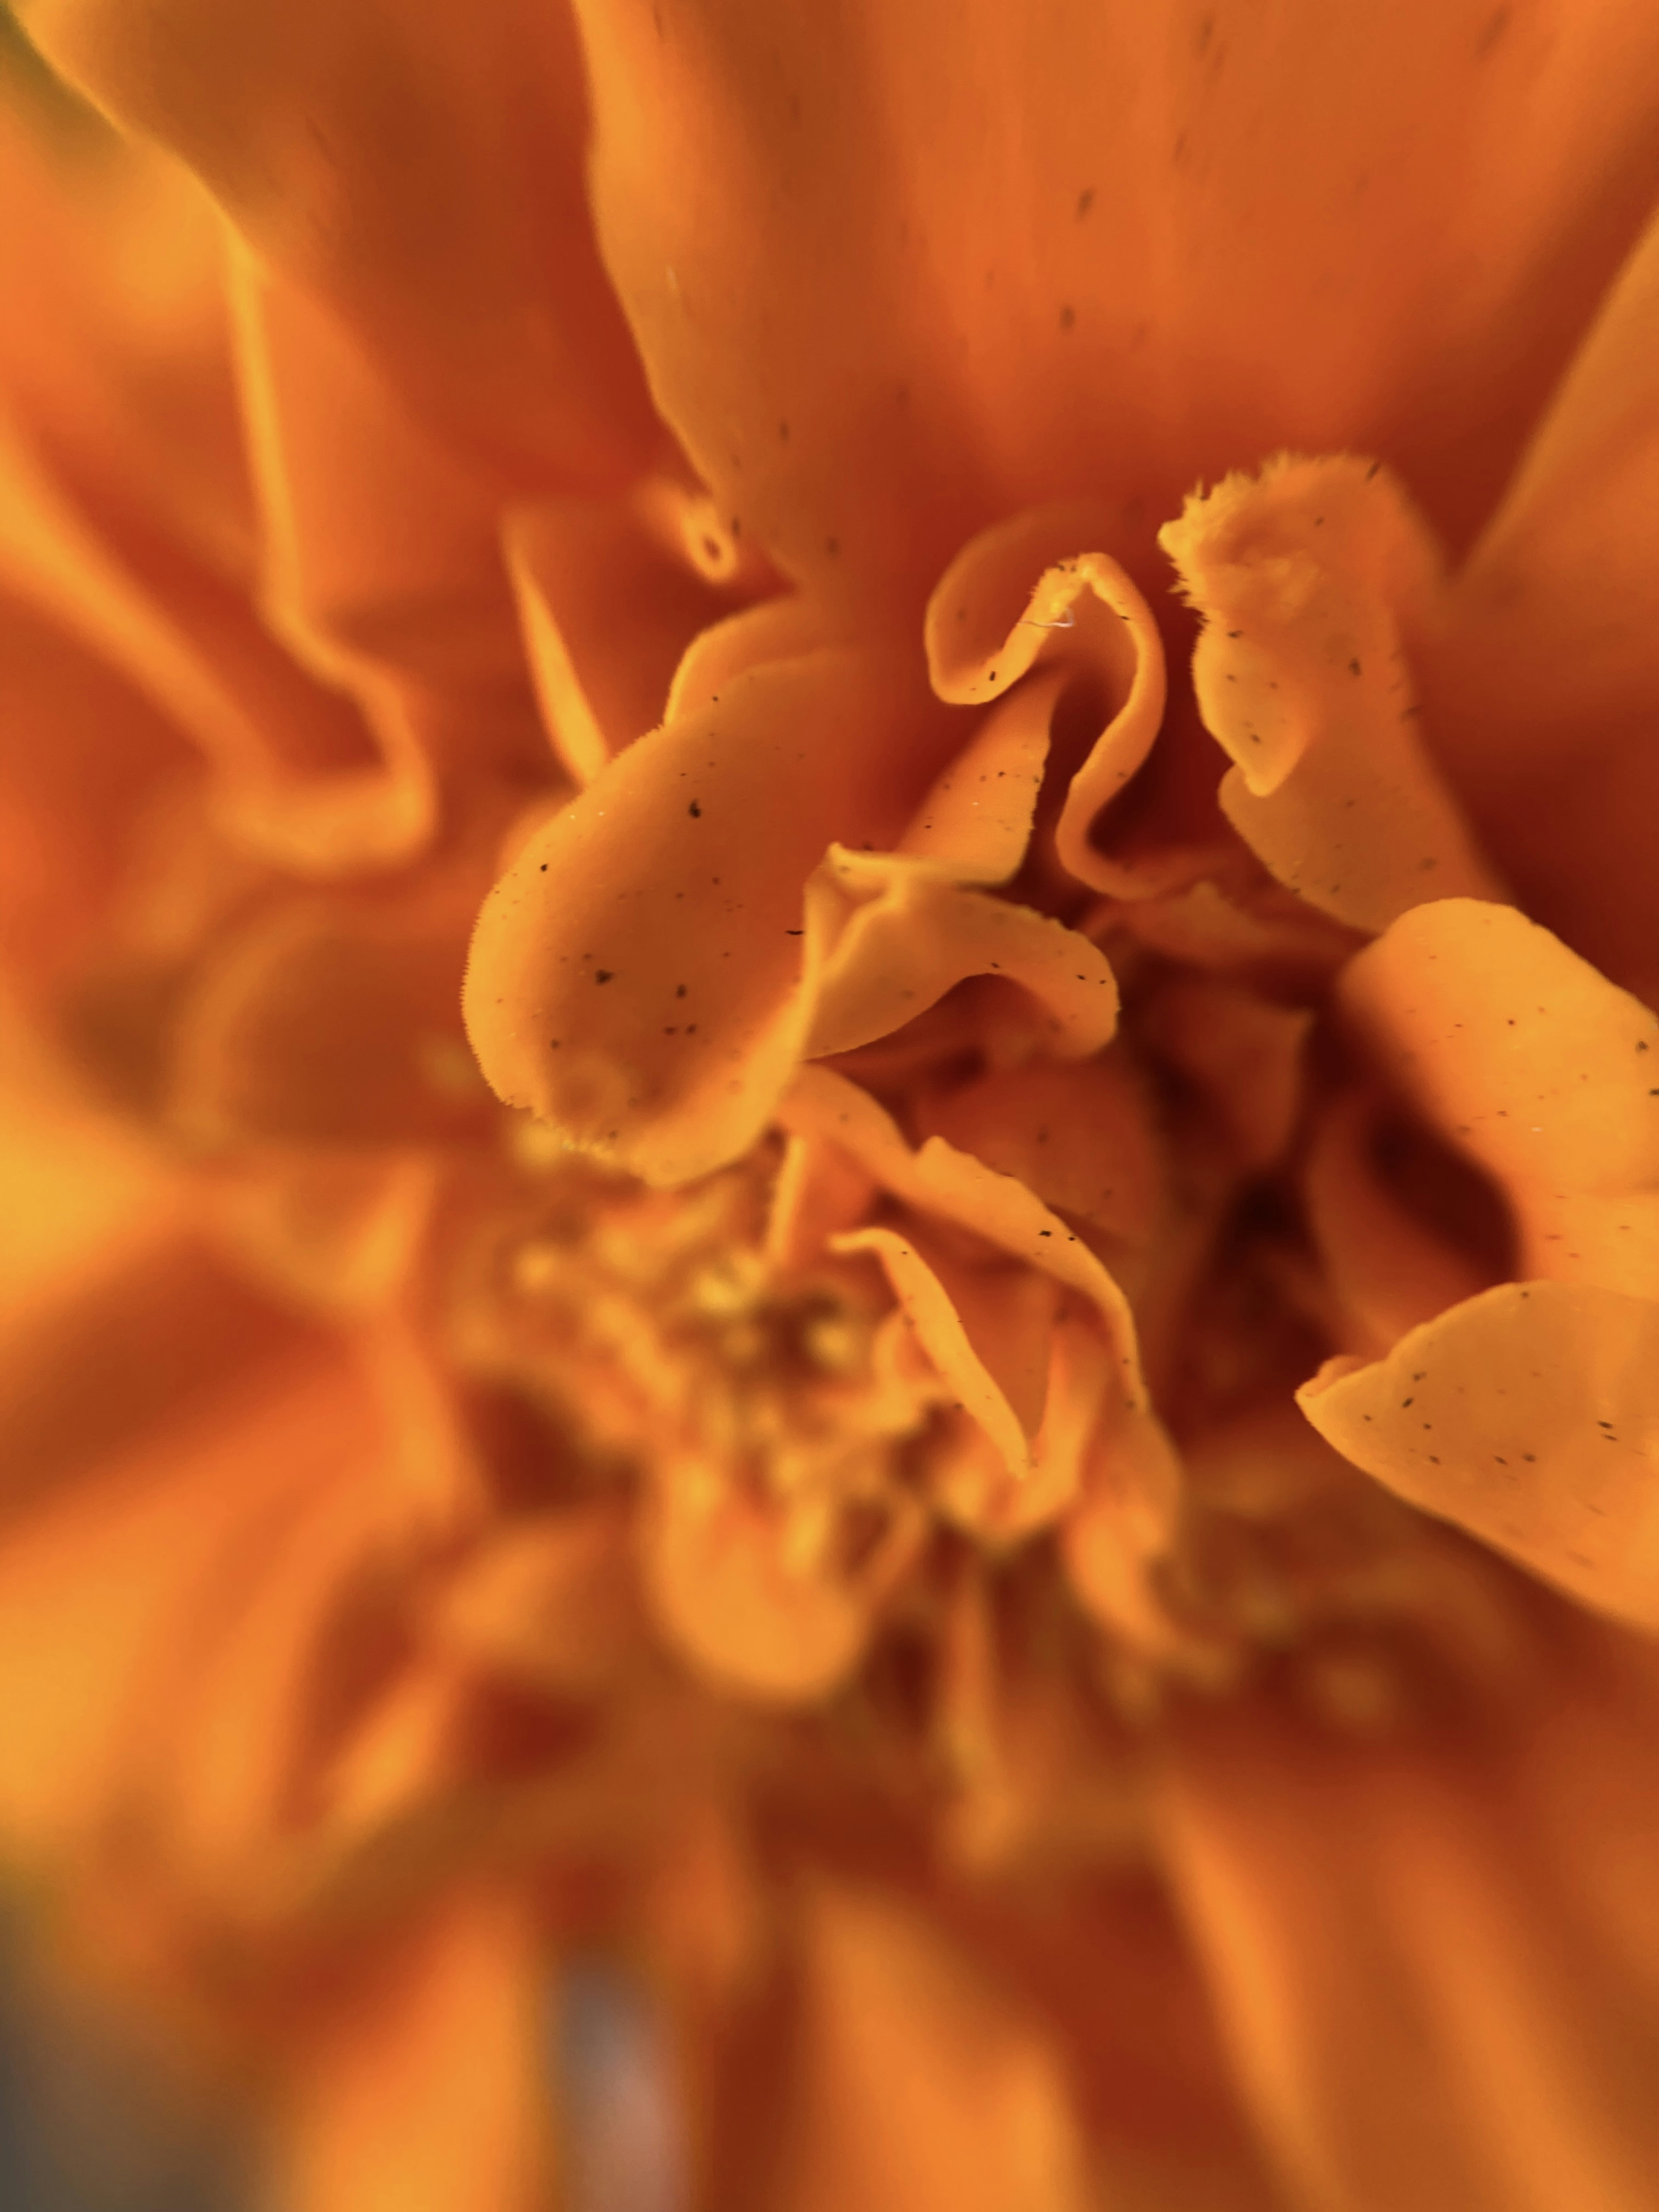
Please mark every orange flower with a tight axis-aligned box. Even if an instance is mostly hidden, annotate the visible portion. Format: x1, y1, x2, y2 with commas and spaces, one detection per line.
3, 4, 1659, 2210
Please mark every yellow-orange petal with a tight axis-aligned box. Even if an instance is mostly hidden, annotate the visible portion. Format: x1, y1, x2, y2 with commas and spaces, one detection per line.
227, 248, 521, 696
914, 1055, 1164, 1251
1299, 1280, 1659, 1632
1304, 1088, 1505, 1357
642, 1460, 919, 1704
570, 0, 1659, 620
1161, 1686, 1659, 2212
0, 1317, 373, 1844
804, 848, 1119, 1064
431, 1504, 642, 1700
773, 1879, 1091, 2212
1423, 206, 1659, 1004
280, 1894, 556, 2212
0, 405, 423, 872
1336, 897, 1659, 1297
780, 1068, 1146, 1400
504, 490, 746, 788
923, 505, 1171, 896
464, 649, 959, 1186
21, 0, 662, 491
1159, 455, 1504, 932
170, 892, 494, 1151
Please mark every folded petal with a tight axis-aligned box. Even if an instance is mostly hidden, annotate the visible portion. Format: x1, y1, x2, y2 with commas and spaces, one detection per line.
642, 1455, 922, 1703
804, 848, 1119, 1063
1299, 1280, 1659, 1632
464, 650, 960, 1185
503, 488, 748, 787
1160, 456, 1503, 932
1335, 897, 1659, 1297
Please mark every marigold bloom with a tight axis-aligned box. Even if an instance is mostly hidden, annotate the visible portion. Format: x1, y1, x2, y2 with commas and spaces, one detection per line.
2, 3, 1659, 2210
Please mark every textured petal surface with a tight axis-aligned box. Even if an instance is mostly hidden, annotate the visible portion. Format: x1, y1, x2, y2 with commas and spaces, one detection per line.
1300, 1282, 1659, 1631
1335, 898, 1659, 1296
1160, 457, 1503, 932
571, 0, 1659, 618
464, 650, 958, 1183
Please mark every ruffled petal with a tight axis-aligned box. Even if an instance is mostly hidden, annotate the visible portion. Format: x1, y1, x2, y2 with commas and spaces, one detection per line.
464, 649, 960, 1185
0, 401, 412, 871
1159, 456, 1503, 932
780, 1068, 1146, 1410
0, 1312, 374, 1843
804, 848, 1119, 1063
1299, 1281, 1659, 1632
1304, 1088, 1506, 1357
1335, 897, 1659, 1297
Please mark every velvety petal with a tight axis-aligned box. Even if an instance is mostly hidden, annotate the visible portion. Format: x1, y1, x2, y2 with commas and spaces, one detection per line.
914, 1054, 1164, 1250
0, 86, 253, 582
464, 649, 960, 1185
1422, 207, 1659, 1004
1160, 1676, 1659, 2212
19, 0, 663, 490
1335, 897, 1659, 1297
430, 1503, 644, 1700
278, 1894, 556, 2212
0, 597, 190, 998
571, 0, 1659, 618
228, 252, 514, 685
1299, 1281, 1659, 1632
1159, 456, 1503, 932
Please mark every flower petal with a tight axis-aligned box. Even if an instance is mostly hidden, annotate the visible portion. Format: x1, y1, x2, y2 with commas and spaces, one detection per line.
1299, 1280, 1659, 1632
1161, 1676, 1659, 2212
279, 1894, 556, 2212
503, 489, 746, 787
774, 1879, 1091, 2212
21, 0, 663, 488
642, 1457, 920, 1703
464, 649, 960, 1185
804, 848, 1119, 1064
1159, 456, 1503, 932
1424, 207, 1659, 1003
1335, 897, 1659, 1297
570, 0, 1659, 613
